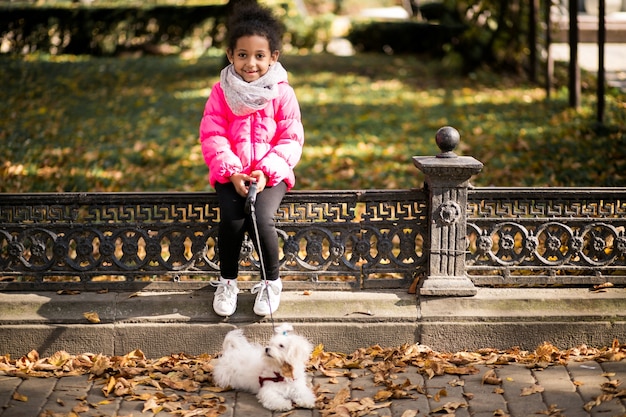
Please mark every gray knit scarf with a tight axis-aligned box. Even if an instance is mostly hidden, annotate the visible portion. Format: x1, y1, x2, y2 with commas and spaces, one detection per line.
220, 62, 288, 116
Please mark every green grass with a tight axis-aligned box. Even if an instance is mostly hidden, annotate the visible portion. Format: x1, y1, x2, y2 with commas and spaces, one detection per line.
1, 52, 625, 193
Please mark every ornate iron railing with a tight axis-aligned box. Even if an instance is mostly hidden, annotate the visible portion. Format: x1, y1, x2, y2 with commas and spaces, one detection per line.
466, 187, 626, 287
2, 187, 625, 292
0, 190, 429, 291
2, 187, 626, 292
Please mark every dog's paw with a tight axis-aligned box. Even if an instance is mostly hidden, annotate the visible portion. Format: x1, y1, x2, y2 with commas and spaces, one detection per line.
295, 399, 316, 409
260, 397, 293, 411
293, 390, 317, 409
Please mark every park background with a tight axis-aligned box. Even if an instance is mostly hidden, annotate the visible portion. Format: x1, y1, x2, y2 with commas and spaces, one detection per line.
1, 0, 625, 193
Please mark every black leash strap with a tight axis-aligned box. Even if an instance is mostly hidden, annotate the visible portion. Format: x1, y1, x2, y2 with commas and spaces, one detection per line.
245, 182, 275, 329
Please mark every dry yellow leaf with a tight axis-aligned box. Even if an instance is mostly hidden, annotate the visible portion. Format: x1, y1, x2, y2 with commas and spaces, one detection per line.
12, 392, 28, 402
142, 397, 163, 413
72, 402, 90, 413
47, 350, 71, 367
83, 311, 100, 323
592, 282, 614, 291
374, 389, 393, 401
125, 349, 146, 360
520, 384, 544, 396
102, 376, 116, 397
321, 369, 346, 378
431, 401, 467, 413
482, 369, 502, 385
434, 388, 447, 401
359, 397, 375, 407
400, 410, 418, 417
57, 289, 80, 295
328, 387, 351, 408
584, 399, 598, 412
449, 378, 465, 387
203, 386, 230, 393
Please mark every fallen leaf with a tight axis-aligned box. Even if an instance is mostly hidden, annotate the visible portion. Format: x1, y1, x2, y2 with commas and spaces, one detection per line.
83, 311, 100, 323
592, 282, 614, 291
57, 290, 80, 295
72, 402, 90, 413
12, 392, 28, 402
327, 386, 351, 409
142, 397, 163, 413
373, 389, 393, 401
433, 388, 447, 402
536, 404, 564, 415
449, 378, 464, 387
482, 369, 502, 385
102, 376, 116, 397
400, 410, 418, 417
521, 384, 544, 396
431, 401, 467, 413
321, 369, 345, 377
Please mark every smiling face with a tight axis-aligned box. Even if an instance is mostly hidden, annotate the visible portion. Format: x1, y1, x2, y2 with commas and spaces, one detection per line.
227, 35, 279, 83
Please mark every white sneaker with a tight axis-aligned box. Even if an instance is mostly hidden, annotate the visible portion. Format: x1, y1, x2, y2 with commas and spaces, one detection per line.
251, 279, 282, 316
210, 277, 239, 316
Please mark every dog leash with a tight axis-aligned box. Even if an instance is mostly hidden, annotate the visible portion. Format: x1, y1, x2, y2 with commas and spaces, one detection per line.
245, 182, 276, 331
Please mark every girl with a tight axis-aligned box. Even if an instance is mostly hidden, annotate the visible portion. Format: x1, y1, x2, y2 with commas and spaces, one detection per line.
199, 4, 304, 317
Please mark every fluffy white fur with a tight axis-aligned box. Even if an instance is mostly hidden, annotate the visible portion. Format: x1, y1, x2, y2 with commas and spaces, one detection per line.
212, 323, 317, 411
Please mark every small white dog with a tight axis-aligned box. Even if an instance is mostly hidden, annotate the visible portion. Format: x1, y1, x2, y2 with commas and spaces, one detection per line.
212, 323, 317, 411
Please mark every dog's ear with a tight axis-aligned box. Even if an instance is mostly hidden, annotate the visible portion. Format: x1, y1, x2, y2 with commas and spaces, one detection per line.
286, 336, 313, 365
280, 362, 294, 379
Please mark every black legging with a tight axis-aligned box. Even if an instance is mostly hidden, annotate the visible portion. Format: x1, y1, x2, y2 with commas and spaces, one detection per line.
215, 181, 287, 281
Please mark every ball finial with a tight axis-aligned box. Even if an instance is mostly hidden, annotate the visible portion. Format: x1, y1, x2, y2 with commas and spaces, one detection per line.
435, 126, 460, 158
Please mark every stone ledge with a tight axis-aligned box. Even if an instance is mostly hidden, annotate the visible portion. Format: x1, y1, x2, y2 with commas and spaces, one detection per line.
0, 288, 624, 358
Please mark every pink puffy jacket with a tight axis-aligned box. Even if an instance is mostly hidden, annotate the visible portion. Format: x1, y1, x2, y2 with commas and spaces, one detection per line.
199, 81, 304, 190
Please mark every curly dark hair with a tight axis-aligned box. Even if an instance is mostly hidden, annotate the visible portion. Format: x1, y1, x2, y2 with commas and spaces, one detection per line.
227, 3, 284, 53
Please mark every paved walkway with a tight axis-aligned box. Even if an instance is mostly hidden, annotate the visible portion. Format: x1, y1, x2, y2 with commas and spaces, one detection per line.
551, 42, 626, 91
1, 358, 625, 416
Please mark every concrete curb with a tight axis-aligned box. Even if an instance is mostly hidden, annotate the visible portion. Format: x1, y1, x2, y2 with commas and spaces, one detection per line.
1, 288, 625, 358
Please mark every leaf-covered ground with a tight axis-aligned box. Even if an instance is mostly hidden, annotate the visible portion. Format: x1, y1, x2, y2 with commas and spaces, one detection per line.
1, 53, 625, 193
1, 340, 625, 417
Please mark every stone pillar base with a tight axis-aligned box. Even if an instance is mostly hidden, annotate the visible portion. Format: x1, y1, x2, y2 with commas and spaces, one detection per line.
419, 275, 477, 296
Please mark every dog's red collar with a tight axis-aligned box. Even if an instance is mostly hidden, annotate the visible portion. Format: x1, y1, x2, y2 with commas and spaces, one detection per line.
259, 372, 285, 387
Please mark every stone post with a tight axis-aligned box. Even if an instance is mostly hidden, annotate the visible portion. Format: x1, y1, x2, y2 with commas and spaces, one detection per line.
413, 127, 483, 296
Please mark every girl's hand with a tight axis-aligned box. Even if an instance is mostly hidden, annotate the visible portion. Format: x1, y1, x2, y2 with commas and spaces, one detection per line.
230, 173, 253, 197
249, 170, 268, 193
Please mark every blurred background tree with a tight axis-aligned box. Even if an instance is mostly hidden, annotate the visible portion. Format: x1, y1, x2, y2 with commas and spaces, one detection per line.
1, 0, 550, 75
